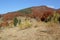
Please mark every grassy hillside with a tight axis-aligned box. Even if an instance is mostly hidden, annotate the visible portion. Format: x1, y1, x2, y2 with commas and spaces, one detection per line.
18, 8, 32, 14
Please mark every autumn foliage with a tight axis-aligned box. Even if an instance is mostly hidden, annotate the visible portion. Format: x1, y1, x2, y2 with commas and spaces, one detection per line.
0, 6, 60, 27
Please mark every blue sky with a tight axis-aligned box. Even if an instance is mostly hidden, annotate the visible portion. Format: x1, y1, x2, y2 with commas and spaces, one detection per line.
0, 0, 60, 14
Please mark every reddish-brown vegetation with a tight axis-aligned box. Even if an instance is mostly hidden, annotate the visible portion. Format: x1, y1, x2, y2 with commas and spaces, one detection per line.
56, 9, 60, 14
0, 6, 60, 27
0, 21, 8, 27
32, 6, 55, 19
2, 6, 60, 21
3, 12, 23, 21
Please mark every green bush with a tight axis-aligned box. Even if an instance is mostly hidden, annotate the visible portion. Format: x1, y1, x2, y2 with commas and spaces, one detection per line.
51, 12, 60, 23
41, 11, 60, 23
41, 16, 52, 22
58, 17, 60, 23
13, 17, 18, 26
18, 8, 32, 14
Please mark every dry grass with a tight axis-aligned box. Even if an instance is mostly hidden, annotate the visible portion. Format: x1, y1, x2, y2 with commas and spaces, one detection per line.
0, 16, 60, 40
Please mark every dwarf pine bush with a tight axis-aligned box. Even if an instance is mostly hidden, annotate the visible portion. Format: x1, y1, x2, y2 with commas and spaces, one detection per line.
51, 12, 60, 23
46, 11, 60, 23
41, 11, 60, 23
14, 17, 18, 26
58, 17, 60, 23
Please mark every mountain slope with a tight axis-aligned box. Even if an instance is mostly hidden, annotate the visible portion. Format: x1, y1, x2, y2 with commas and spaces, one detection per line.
0, 6, 60, 40
0, 6, 60, 21
0, 5, 60, 27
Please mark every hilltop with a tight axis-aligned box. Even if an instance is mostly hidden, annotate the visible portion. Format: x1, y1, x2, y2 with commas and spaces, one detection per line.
0, 5, 60, 21
0, 5, 60, 29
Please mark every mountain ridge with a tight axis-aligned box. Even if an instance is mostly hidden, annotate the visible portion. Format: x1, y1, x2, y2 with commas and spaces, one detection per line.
0, 5, 60, 21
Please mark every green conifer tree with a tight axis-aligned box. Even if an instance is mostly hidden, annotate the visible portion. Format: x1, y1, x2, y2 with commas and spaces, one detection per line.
14, 17, 18, 26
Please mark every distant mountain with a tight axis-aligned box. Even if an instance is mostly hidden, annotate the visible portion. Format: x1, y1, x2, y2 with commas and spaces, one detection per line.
0, 5, 60, 21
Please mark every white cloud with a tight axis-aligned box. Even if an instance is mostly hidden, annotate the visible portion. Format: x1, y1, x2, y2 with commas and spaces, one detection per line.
47, 5, 55, 8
